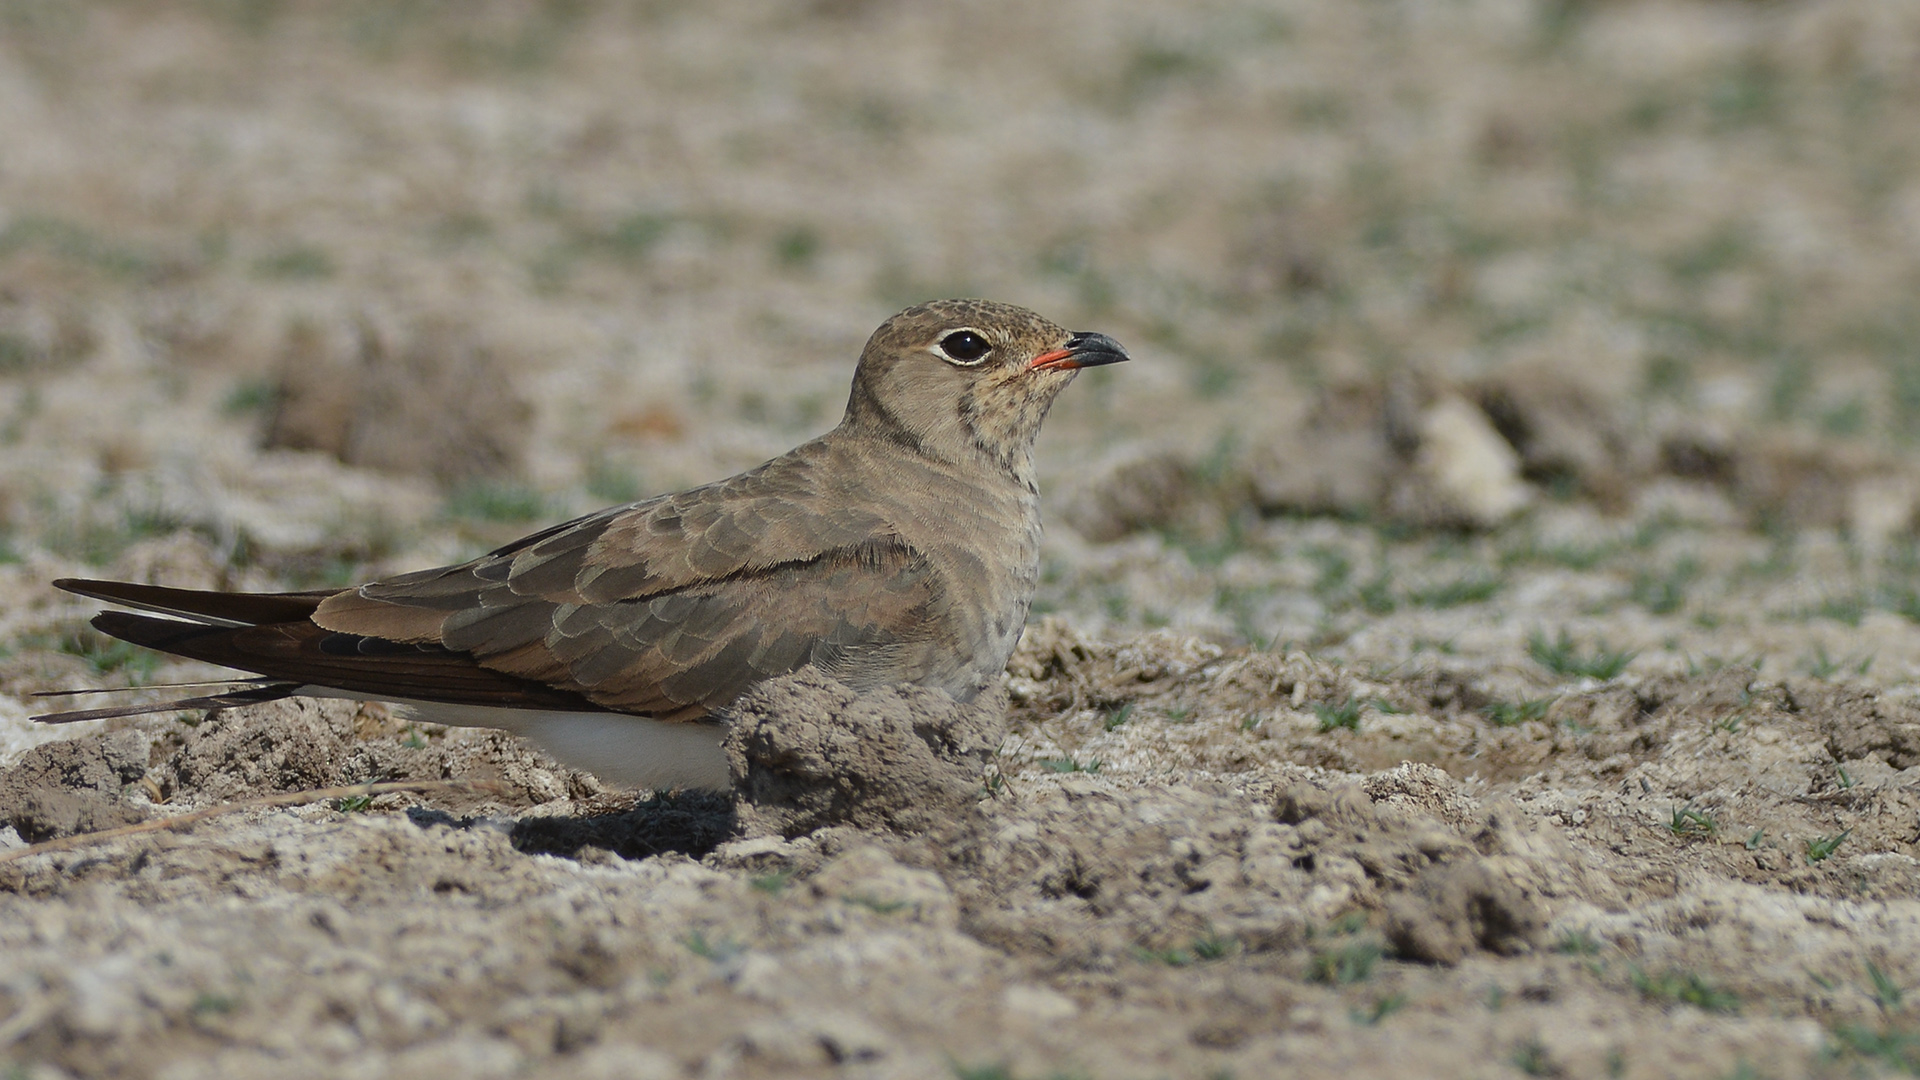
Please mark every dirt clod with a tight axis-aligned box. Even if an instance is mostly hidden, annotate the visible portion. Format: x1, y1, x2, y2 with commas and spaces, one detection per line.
724, 669, 1005, 838
266, 315, 533, 486
1063, 453, 1197, 543
169, 699, 362, 804
1785, 680, 1920, 770
1386, 856, 1547, 964
0, 729, 150, 841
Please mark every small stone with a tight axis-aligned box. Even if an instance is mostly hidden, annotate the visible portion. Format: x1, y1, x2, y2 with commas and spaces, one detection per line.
1001, 984, 1079, 1023
567, 1044, 681, 1080
809, 845, 958, 928
1406, 394, 1531, 528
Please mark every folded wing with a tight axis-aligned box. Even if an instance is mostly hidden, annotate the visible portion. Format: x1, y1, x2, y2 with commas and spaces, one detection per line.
61, 449, 942, 721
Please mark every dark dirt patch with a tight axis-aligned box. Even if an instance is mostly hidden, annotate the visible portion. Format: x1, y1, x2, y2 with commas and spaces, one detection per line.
503, 792, 735, 861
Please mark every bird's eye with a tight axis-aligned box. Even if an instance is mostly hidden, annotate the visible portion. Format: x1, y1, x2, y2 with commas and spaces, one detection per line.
937, 330, 992, 364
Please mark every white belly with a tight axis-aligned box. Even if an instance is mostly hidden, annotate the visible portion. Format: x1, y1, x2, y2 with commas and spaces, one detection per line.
307, 690, 732, 791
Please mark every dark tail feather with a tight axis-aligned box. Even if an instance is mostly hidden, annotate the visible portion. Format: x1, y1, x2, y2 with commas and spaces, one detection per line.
88, 610, 241, 656
53, 578, 333, 627
32, 683, 299, 724
32, 678, 283, 698
76, 610, 607, 711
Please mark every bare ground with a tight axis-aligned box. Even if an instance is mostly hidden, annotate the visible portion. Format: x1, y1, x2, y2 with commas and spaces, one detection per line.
3, 622, 1919, 1079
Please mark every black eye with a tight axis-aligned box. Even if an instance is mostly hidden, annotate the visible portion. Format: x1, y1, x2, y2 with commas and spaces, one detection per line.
938, 330, 991, 363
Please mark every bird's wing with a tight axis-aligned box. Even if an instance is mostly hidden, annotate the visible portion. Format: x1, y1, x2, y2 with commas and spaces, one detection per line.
312, 450, 942, 716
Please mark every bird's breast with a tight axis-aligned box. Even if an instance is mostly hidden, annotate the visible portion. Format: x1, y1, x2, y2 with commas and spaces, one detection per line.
857, 453, 1042, 699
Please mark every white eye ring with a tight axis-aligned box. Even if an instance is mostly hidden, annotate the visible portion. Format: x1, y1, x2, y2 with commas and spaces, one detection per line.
934, 329, 993, 365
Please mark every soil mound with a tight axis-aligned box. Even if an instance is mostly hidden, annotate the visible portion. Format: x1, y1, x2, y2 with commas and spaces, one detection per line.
724, 669, 1006, 838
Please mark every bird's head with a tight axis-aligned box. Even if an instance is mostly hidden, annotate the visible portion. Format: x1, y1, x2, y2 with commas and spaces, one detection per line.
843, 298, 1130, 474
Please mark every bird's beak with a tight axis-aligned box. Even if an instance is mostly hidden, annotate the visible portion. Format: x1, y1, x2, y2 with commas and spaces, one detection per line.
1029, 332, 1132, 372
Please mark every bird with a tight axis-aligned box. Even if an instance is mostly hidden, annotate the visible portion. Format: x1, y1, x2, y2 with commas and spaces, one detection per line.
35, 299, 1130, 791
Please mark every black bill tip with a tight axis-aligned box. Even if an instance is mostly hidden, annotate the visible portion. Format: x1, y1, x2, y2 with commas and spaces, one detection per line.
1030, 331, 1131, 371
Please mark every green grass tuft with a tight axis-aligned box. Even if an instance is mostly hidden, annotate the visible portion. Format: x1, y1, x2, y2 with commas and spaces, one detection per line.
1405, 574, 1504, 609
1314, 697, 1364, 732
681, 930, 743, 962
1308, 940, 1381, 985
253, 244, 335, 280
446, 482, 549, 523
1190, 931, 1237, 962
1135, 932, 1235, 967
584, 461, 646, 504
1868, 961, 1905, 1014
30, 629, 163, 683
845, 894, 909, 915
1351, 993, 1407, 1026
189, 992, 238, 1017
1666, 805, 1719, 839
1806, 830, 1850, 864
1511, 1039, 1559, 1077
1555, 929, 1601, 956
1528, 628, 1635, 680
749, 871, 792, 895
1632, 557, 1700, 615
1631, 968, 1740, 1013
221, 378, 278, 416
1485, 697, 1554, 727
774, 225, 821, 268
1825, 1024, 1920, 1074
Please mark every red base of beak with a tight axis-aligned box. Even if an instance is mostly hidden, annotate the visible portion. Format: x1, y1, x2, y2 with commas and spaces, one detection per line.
1028, 348, 1077, 371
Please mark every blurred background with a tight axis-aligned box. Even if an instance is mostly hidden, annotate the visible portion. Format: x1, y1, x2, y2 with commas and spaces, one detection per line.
5, 0, 1920, 738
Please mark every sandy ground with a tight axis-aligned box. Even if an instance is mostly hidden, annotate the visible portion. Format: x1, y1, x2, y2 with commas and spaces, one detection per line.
6, 1, 1920, 1077
4, 636, 1920, 1079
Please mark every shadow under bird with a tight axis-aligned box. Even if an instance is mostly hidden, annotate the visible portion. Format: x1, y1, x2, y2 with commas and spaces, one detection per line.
37, 299, 1130, 791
